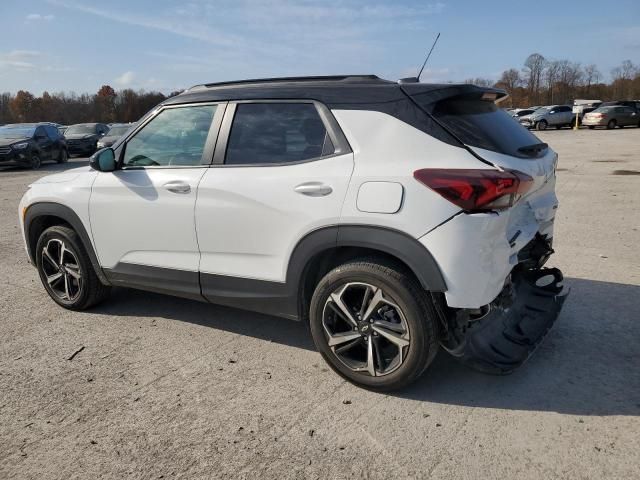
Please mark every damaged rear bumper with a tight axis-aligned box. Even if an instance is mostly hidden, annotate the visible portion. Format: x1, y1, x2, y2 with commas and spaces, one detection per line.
442, 267, 569, 374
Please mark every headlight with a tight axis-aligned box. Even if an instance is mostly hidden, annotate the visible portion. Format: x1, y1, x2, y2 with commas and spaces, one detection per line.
12, 142, 29, 150
97, 142, 104, 148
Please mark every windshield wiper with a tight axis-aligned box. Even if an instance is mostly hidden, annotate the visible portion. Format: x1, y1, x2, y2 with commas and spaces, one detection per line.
518, 142, 548, 158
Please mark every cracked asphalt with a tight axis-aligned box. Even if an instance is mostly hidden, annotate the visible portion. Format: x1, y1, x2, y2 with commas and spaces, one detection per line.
1, 129, 639, 479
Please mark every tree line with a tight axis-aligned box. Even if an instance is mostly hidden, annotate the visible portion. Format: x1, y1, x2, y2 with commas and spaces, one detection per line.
474, 55, 640, 108
0, 85, 182, 126
1, 55, 639, 125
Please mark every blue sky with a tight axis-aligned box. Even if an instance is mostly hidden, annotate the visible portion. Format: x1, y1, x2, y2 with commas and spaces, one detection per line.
0, 0, 638, 94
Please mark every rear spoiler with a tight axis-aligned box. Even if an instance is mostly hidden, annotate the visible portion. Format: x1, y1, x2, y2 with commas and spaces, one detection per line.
399, 83, 509, 106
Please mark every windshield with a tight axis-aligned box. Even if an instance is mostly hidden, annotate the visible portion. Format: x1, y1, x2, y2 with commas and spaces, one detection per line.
106, 125, 130, 136
66, 124, 97, 135
534, 107, 551, 114
0, 126, 35, 139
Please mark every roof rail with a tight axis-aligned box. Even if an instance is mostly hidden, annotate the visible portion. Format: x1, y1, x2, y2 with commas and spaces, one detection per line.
187, 75, 385, 92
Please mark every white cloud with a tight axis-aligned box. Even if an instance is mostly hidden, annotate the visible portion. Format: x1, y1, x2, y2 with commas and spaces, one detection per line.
115, 71, 135, 86
26, 13, 55, 22
0, 50, 43, 71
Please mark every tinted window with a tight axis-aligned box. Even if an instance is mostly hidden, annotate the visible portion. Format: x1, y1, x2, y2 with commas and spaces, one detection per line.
34, 127, 46, 138
45, 125, 59, 139
66, 124, 98, 135
123, 105, 216, 167
557, 106, 571, 112
225, 103, 334, 165
430, 98, 544, 158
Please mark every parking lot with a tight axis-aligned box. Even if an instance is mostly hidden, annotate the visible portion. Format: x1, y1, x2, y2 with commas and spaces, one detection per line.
0, 128, 639, 479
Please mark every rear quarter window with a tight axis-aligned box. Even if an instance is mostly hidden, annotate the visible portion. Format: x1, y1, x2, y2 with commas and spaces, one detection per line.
430, 98, 543, 158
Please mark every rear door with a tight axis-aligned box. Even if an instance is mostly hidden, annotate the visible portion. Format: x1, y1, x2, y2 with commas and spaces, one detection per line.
620, 107, 636, 126
195, 101, 354, 290
44, 125, 63, 160
34, 126, 53, 160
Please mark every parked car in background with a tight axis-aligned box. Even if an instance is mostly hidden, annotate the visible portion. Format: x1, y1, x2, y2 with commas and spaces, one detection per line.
598, 100, 640, 113
58, 125, 68, 135
572, 99, 602, 124
511, 108, 536, 118
19, 75, 567, 390
582, 105, 639, 129
0, 123, 67, 169
96, 123, 134, 149
64, 123, 109, 157
518, 105, 573, 130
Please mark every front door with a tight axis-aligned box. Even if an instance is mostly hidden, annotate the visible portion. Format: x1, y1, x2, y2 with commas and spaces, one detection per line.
89, 102, 224, 298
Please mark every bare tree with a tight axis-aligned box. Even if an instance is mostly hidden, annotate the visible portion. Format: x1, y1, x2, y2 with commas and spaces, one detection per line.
544, 60, 561, 104
523, 53, 546, 105
583, 64, 601, 95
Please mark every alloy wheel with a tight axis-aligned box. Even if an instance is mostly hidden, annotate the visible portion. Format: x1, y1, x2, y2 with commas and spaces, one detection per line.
40, 238, 83, 302
322, 282, 410, 377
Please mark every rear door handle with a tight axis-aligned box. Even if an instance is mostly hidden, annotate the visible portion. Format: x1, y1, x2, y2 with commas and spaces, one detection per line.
163, 181, 191, 194
294, 182, 333, 197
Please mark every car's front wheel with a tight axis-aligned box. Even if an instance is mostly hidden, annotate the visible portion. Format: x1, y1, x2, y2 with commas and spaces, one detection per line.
536, 120, 548, 131
36, 225, 110, 310
309, 259, 439, 391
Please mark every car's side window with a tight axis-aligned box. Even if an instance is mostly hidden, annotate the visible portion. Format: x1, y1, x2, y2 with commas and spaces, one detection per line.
225, 103, 335, 166
34, 126, 46, 139
123, 105, 217, 168
45, 126, 58, 140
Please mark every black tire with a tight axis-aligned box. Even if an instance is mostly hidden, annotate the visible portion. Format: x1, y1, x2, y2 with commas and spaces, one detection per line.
35, 225, 110, 310
30, 154, 41, 170
57, 149, 68, 164
555, 125, 561, 130
536, 120, 548, 131
588, 126, 595, 129
607, 119, 616, 130
309, 259, 439, 391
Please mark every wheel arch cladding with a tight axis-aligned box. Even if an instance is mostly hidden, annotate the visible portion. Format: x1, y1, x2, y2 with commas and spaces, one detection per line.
24, 202, 110, 285
287, 225, 447, 295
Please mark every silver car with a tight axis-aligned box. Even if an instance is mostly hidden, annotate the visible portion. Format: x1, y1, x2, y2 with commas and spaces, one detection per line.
518, 105, 574, 130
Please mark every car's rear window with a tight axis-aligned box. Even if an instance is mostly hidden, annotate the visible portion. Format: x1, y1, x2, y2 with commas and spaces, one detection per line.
423, 96, 545, 158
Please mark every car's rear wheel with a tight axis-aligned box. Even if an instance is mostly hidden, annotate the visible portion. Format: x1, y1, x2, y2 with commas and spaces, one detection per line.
30, 154, 41, 170
536, 120, 548, 131
57, 149, 68, 164
309, 259, 439, 391
607, 119, 616, 129
36, 225, 110, 310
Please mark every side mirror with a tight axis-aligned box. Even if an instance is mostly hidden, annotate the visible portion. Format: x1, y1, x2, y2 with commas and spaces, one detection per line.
90, 148, 116, 172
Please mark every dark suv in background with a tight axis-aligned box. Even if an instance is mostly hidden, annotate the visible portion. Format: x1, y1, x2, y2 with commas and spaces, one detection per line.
0, 123, 68, 169
64, 123, 109, 157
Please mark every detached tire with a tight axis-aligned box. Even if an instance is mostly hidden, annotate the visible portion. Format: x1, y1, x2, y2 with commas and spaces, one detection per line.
35, 225, 110, 310
309, 259, 439, 391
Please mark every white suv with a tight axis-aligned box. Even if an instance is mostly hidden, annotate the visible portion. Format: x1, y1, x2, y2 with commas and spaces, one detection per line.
19, 76, 568, 391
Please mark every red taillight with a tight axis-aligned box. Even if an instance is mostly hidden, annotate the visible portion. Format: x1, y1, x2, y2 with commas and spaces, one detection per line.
413, 168, 534, 211
592, 113, 605, 118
